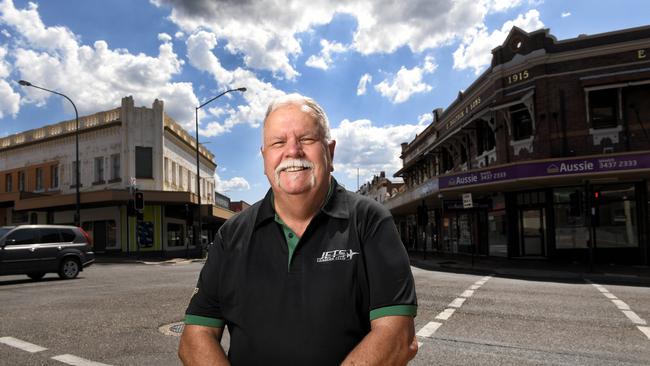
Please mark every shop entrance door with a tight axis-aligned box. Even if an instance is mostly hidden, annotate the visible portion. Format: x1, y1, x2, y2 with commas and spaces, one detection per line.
520, 208, 545, 256
93, 221, 107, 253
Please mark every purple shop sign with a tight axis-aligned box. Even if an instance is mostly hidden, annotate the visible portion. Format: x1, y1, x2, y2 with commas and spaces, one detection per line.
439, 152, 650, 189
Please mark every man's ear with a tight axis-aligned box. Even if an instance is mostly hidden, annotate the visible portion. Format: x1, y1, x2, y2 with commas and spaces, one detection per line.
328, 140, 336, 172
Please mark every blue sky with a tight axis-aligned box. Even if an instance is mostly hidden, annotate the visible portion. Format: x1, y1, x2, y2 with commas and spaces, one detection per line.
0, 0, 648, 203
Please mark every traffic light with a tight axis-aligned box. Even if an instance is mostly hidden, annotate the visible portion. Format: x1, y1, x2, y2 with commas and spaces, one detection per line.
592, 190, 600, 226
134, 191, 144, 210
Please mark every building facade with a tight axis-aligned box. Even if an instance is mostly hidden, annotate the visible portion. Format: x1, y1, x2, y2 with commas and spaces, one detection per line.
0, 96, 232, 256
388, 25, 650, 265
357, 171, 404, 204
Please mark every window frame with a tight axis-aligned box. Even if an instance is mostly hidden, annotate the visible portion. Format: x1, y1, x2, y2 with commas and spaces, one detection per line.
111, 153, 120, 181
18, 171, 25, 192
588, 88, 620, 130
135, 146, 153, 179
94, 157, 105, 184
5, 173, 12, 193
50, 165, 59, 189
510, 104, 534, 141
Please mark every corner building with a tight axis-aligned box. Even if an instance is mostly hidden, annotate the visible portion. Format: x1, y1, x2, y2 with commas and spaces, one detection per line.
388, 25, 650, 265
0, 96, 233, 257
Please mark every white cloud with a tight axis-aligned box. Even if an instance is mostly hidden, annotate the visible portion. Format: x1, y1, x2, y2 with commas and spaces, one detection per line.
174, 31, 184, 39
186, 30, 285, 137
158, 32, 172, 42
0, 46, 20, 118
305, 39, 347, 70
214, 173, 250, 193
0, 0, 198, 125
561, 11, 571, 18
153, 0, 527, 78
453, 9, 544, 75
374, 57, 437, 104
417, 112, 432, 125
489, 0, 522, 12
356, 73, 372, 96
1, 28, 10, 37
331, 118, 426, 183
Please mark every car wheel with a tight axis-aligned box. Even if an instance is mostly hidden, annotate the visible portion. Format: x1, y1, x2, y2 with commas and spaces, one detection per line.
58, 258, 80, 279
27, 272, 45, 280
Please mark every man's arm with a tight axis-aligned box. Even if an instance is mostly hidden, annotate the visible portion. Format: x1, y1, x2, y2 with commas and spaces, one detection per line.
178, 324, 230, 366
342, 315, 418, 366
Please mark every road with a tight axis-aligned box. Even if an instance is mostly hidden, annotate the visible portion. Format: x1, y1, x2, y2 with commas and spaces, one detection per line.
0, 261, 649, 365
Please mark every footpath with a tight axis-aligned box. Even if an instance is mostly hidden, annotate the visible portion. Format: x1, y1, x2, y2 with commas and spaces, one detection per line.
409, 252, 650, 286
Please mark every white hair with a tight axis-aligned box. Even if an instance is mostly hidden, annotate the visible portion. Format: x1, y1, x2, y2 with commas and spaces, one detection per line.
263, 93, 331, 142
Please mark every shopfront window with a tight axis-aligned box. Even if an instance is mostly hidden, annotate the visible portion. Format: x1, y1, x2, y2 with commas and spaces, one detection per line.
167, 223, 185, 247
488, 210, 507, 256
595, 185, 637, 248
554, 188, 589, 249
457, 213, 472, 253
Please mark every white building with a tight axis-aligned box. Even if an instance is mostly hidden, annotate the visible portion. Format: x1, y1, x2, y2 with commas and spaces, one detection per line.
0, 96, 233, 256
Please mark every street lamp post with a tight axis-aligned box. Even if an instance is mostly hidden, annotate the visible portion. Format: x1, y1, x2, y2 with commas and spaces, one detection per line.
18, 80, 81, 227
194, 87, 246, 255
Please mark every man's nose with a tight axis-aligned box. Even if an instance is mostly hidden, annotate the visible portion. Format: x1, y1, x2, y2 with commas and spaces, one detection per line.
284, 138, 304, 157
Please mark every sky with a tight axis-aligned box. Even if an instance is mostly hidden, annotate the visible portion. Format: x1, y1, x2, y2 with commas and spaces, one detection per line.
0, 0, 649, 204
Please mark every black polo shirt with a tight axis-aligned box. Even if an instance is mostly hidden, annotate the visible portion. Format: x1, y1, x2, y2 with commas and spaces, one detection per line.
185, 179, 417, 365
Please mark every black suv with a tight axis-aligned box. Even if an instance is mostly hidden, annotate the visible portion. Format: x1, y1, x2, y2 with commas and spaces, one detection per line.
0, 225, 95, 280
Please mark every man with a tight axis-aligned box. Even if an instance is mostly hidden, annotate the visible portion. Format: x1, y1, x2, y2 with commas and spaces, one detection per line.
179, 94, 418, 365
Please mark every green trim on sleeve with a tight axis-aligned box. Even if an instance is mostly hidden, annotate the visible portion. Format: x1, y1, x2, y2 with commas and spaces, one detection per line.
369, 305, 417, 321
184, 314, 225, 328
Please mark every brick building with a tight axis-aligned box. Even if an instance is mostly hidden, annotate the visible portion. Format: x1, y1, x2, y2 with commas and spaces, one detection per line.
388, 25, 650, 265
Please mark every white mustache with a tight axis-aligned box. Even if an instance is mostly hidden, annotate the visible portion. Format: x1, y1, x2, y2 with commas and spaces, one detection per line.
275, 159, 314, 176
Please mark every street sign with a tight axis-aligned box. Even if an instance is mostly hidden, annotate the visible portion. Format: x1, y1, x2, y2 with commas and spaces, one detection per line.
462, 193, 473, 209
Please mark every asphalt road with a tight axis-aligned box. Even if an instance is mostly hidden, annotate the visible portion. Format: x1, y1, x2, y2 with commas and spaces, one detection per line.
0, 261, 649, 365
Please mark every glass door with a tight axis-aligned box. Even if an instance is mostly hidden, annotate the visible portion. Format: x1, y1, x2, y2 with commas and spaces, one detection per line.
520, 208, 545, 256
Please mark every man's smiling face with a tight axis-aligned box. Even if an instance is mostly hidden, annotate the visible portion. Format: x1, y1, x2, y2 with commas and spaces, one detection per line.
262, 104, 335, 197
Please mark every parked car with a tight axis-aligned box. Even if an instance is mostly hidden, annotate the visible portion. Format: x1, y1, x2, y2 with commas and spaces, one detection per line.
0, 225, 95, 280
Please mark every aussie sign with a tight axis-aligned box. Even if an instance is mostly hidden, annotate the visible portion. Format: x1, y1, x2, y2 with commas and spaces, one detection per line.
439, 153, 650, 189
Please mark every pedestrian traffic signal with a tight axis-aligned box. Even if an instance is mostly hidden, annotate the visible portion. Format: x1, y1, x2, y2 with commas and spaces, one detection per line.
135, 191, 144, 210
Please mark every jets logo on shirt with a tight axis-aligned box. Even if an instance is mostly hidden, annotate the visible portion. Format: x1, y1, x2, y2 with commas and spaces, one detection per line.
316, 249, 359, 263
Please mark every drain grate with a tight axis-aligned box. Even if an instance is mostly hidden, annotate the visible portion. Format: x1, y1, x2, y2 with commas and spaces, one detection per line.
159, 321, 185, 336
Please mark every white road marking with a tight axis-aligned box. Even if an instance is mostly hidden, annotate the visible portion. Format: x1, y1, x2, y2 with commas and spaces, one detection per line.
416, 321, 442, 338
435, 308, 456, 320
612, 299, 631, 311
638, 326, 650, 340
460, 290, 474, 298
0, 337, 47, 353
415, 274, 493, 344
622, 310, 647, 325
52, 354, 113, 366
588, 280, 650, 340
449, 298, 466, 308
